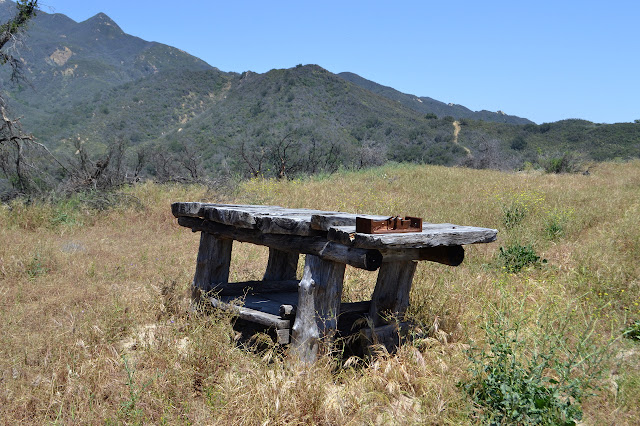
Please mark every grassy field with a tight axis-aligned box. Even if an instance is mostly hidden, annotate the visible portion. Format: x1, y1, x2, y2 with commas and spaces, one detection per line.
1, 161, 639, 424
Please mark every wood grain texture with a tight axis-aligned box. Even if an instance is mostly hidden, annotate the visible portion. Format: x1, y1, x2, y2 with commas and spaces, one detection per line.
310, 212, 390, 231
263, 248, 299, 281
192, 232, 232, 294
178, 216, 382, 271
291, 255, 346, 363
380, 245, 464, 265
307, 255, 347, 335
369, 261, 417, 326
202, 204, 324, 234
209, 297, 290, 329
360, 322, 409, 354
216, 280, 300, 297
328, 223, 497, 249
290, 266, 319, 363
172, 202, 269, 219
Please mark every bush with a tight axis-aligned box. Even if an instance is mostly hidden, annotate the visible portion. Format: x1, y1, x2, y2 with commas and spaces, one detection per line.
498, 191, 544, 229
498, 243, 545, 273
623, 320, 640, 341
510, 134, 528, 151
544, 209, 572, 240
539, 152, 583, 174
502, 203, 527, 229
460, 310, 605, 425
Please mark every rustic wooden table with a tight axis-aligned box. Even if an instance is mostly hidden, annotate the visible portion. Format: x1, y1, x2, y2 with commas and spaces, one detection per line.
172, 202, 497, 363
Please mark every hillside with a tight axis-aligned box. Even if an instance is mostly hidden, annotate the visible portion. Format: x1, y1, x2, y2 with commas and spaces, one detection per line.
338, 71, 533, 125
1, 162, 639, 423
0, 3, 213, 132
0, 1, 638, 186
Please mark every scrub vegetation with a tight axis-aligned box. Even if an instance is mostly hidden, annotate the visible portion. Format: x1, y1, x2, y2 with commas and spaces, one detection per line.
2, 160, 640, 424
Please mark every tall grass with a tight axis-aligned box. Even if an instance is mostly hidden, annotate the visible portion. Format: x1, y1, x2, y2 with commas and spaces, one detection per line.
1, 162, 639, 423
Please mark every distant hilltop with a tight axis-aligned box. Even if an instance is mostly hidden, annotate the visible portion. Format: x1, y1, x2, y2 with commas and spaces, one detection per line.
1, 2, 638, 183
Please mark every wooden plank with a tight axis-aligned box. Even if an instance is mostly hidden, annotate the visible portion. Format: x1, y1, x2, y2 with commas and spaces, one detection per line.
279, 304, 296, 319
209, 297, 290, 329
340, 300, 371, 314
191, 232, 232, 305
263, 248, 299, 280
216, 280, 300, 297
172, 201, 206, 218
291, 255, 346, 363
263, 292, 299, 307
290, 264, 319, 363
276, 329, 290, 345
328, 223, 497, 250
236, 294, 294, 316
310, 212, 390, 231
380, 245, 464, 266
360, 322, 410, 354
202, 205, 322, 232
203, 205, 280, 229
369, 261, 417, 327
257, 212, 319, 235
178, 216, 382, 271
172, 202, 278, 219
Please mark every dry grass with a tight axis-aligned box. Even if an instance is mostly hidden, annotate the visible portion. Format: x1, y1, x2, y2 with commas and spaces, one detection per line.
1, 162, 639, 424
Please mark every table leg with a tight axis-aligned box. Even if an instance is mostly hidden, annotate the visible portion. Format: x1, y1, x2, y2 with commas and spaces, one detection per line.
369, 261, 417, 327
291, 254, 346, 363
263, 248, 299, 281
192, 232, 233, 305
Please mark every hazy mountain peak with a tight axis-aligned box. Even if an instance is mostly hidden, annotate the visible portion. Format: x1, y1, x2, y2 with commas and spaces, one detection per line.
338, 72, 533, 124
83, 12, 116, 25
79, 11, 125, 37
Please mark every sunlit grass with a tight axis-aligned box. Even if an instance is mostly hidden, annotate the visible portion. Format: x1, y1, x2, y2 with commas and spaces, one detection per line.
1, 161, 639, 423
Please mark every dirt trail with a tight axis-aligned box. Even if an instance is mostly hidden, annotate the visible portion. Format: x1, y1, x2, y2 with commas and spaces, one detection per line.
452, 120, 472, 157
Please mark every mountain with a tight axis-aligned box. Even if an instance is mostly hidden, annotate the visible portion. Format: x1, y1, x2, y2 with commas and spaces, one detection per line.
0, 2, 638, 185
338, 72, 533, 125
0, 3, 213, 131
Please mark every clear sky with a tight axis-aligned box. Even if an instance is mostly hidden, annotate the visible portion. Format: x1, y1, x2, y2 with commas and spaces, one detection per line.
38, 0, 639, 124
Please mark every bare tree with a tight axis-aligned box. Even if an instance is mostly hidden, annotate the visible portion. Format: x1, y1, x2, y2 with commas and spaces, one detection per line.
0, 1, 39, 195
178, 140, 202, 181
275, 131, 301, 179
240, 140, 267, 178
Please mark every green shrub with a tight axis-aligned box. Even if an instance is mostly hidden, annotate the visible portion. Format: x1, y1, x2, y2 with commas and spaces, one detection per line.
499, 191, 544, 230
510, 134, 528, 151
539, 152, 583, 174
460, 313, 595, 425
26, 252, 48, 279
498, 243, 545, 273
623, 320, 640, 341
502, 203, 527, 229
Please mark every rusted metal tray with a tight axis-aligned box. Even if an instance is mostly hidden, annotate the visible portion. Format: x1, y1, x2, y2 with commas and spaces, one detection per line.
355, 216, 423, 234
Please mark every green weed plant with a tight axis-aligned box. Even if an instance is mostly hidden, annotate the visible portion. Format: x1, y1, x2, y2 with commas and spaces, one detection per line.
623, 320, 640, 341
460, 308, 605, 425
544, 208, 572, 240
498, 191, 544, 229
498, 243, 545, 273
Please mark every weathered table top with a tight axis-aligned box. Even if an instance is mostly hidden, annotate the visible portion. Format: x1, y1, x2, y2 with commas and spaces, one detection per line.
173, 202, 498, 357
171, 202, 498, 250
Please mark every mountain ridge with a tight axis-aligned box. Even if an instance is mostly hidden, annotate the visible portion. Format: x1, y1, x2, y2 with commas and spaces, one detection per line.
0, 2, 638, 183
338, 72, 533, 125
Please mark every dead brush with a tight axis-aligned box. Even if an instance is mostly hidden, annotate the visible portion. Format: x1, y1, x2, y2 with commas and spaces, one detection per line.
1, 161, 640, 423
158, 279, 187, 319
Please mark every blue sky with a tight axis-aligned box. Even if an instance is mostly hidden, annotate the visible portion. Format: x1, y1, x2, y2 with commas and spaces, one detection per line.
40, 0, 639, 124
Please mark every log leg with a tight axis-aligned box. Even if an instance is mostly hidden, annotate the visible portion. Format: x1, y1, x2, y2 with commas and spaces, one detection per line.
263, 248, 299, 281
291, 255, 346, 363
369, 261, 417, 327
192, 232, 233, 306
